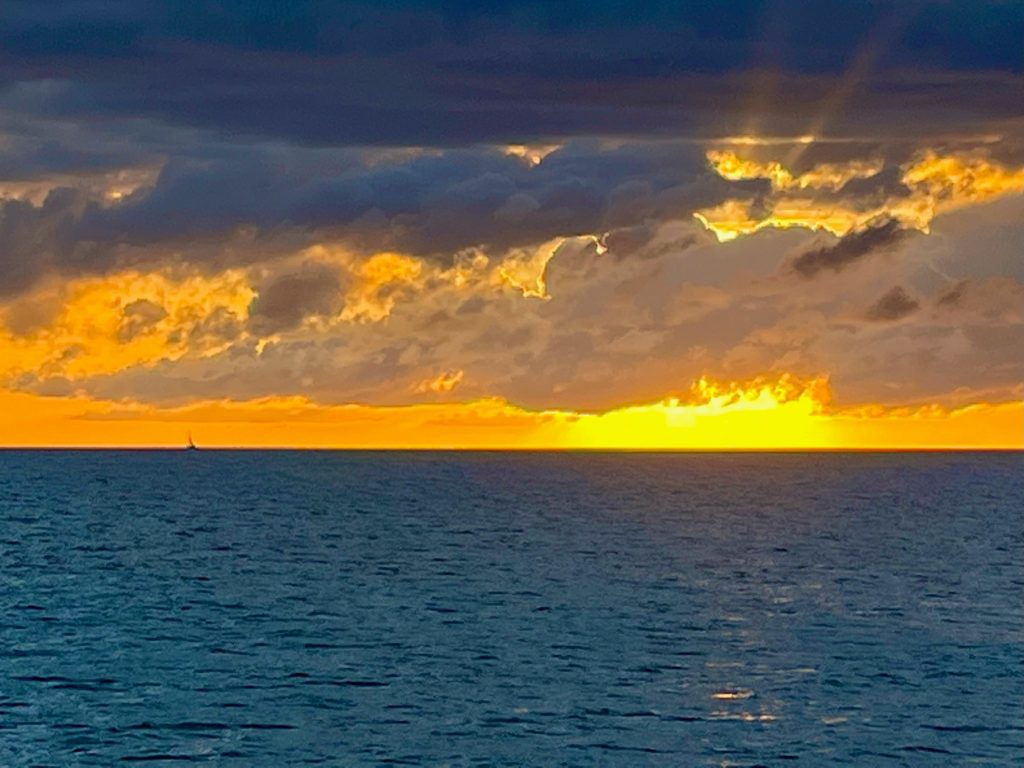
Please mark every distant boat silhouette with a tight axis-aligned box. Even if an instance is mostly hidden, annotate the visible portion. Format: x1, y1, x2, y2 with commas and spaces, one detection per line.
186, 432, 198, 451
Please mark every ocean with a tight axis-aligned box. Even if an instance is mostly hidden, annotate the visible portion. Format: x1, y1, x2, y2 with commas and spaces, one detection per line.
0, 451, 1021, 766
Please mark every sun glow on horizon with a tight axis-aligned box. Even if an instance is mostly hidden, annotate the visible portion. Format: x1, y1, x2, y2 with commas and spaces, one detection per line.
0, 374, 1018, 450
557, 375, 836, 449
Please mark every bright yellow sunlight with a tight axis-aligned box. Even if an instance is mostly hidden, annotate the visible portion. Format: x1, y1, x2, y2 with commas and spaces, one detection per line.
1, 374, 1018, 449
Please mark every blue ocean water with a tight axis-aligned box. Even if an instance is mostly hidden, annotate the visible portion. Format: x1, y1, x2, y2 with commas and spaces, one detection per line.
0, 451, 1021, 766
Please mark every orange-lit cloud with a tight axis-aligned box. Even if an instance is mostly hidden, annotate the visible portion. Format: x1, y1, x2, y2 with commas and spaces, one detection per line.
1, 374, 1018, 450
277, 243, 555, 329
693, 198, 867, 242
493, 238, 568, 299
339, 251, 425, 323
706, 150, 884, 191
0, 269, 253, 381
0, 238, 593, 393
414, 369, 465, 394
503, 143, 562, 167
901, 150, 1024, 217
694, 149, 1024, 242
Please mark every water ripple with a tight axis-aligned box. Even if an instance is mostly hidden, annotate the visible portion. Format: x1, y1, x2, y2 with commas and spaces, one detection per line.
0, 450, 1020, 765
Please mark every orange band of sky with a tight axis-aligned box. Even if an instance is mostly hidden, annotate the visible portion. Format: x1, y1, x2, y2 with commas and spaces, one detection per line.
2, 379, 1020, 450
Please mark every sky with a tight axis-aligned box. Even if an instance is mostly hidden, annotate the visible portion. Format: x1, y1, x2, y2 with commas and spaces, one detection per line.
0, 0, 1022, 448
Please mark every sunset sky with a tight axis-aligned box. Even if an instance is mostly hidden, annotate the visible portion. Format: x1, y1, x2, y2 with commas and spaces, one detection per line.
0, 1, 1021, 448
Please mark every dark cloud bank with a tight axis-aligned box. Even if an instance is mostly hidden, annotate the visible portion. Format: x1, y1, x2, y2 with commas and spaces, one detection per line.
866, 285, 919, 322
1, 1, 1021, 146
792, 219, 912, 278
0, 0, 1021, 297
0, 141, 736, 295
249, 263, 345, 334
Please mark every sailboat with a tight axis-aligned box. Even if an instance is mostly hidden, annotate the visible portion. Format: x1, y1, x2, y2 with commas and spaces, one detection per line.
186, 432, 198, 451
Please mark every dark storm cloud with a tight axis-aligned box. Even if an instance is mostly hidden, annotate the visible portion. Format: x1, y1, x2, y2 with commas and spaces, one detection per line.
179, 306, 244, 348
0, 129, 143, 180
248, 263, 345, 334
0, 0, 1019, 298
0, 189, 100, 297
599, 224, 659, 259
599, 222, 699, 260
866, 286, 919, 322
117, 298, 168, 342
0, 140, 737, 293
936, 279, 970, 308
0, 1, 1021, 146
791, 218, 911, 279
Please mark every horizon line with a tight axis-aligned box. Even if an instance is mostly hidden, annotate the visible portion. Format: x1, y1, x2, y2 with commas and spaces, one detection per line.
1, 446, 1020, 454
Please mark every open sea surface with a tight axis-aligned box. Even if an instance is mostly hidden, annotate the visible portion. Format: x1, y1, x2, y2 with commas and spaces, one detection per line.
0, 450, 1021, 766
